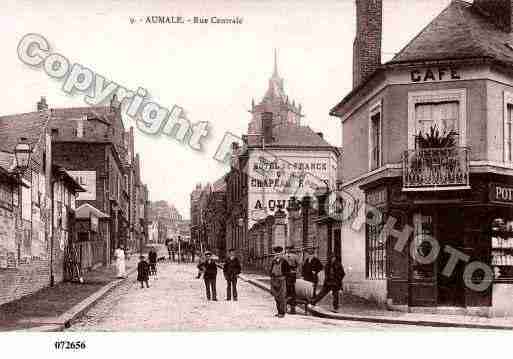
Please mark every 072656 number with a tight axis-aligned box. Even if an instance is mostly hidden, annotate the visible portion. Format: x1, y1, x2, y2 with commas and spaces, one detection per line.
54, 341, 86, 350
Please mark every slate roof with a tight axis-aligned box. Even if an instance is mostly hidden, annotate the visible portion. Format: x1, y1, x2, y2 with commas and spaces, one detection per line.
331, 0, 513, 117
389, 0, 513, 67
0, 111, 48, 152
271, 124, 334, 148
0, 106, 116, 152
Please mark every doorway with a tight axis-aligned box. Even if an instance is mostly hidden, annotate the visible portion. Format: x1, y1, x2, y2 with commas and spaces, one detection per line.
436, 207, 465, 307
409, 206, 466, 307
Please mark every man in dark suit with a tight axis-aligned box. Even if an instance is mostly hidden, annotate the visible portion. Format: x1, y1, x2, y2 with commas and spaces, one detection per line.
284, 245, 300, 314
269, 246, 290, 318
311, 254, 345, 311
148, 249, 158, 278
223, 248, 242, 301
197, 251, 218, 301
301, 248, 323, 296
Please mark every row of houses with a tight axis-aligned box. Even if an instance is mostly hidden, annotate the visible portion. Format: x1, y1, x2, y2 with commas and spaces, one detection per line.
191, 0, 513, 317
0, 96, 150, 306
147, 201, 190, 244
190, 179, 227, 257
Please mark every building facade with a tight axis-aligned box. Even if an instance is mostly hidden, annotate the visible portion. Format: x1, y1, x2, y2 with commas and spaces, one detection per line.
226, 55, 340, 266
50, 101, 130, 264
331, 0, 513, 316
0, 99, 82, 305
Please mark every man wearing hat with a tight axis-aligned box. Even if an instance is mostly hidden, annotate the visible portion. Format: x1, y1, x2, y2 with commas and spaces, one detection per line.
197, 251, 218, 301
269, 246, 291, 318
284, 245, 300, 314
223, 248, 242, 301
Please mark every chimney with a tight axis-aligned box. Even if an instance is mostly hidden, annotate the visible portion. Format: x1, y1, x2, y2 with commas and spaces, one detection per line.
353, 0, 382, 88
261, 112, 273, 144
37, 96, 48, 111
474, 0, 513, 33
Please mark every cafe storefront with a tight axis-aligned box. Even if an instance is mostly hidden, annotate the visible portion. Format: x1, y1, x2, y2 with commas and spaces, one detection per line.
361, 173, 513, 317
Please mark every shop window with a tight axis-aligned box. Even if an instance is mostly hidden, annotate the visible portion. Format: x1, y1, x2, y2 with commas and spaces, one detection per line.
366, 216, 386, 279
491, 217, 513, 279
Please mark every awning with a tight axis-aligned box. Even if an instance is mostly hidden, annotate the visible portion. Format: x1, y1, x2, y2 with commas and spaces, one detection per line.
75, 203, 110, 219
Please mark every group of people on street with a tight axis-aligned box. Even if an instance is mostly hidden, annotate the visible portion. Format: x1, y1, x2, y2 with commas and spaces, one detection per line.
129, 240, 343, 317
165, 238, 196, 263
196, 249, 241, 301
270, 245, 345, 318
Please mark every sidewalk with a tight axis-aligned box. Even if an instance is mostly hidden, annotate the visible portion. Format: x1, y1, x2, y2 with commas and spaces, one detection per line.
0, 258, 137, 332
239, 272, 513, 330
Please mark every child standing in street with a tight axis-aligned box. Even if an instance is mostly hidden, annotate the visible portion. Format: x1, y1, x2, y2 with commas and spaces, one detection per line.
137, 255, 150, 289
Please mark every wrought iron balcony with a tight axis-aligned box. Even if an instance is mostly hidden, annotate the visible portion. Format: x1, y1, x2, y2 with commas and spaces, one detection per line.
402, 146, 470, 191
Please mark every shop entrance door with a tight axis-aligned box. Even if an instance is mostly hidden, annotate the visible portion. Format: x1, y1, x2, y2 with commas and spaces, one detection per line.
409, 210, 437, 306
436, 207, 465, 307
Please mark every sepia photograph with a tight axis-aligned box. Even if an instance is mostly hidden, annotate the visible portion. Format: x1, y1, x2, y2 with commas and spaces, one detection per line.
1, 0, 513, 356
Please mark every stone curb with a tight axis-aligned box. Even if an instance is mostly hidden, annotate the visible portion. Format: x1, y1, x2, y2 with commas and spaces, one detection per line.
240, 274, 513, 331
14, 266, 138, 332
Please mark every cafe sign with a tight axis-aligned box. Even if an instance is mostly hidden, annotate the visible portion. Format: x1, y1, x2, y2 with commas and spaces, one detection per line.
490, 183, 513, 204
410, 67, 461, 83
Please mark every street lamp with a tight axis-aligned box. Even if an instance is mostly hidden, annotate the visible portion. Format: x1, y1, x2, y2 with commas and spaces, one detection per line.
14, 137, 32, 173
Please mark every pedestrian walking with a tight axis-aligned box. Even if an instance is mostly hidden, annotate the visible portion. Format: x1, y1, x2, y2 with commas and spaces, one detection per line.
171, 242, 177, 262
148, 249, 158, 279
197, 251, 218, 301
311, 254, 345, 311
284, 245, 300, 314
269, 246, 290, 318
223, 249, 241, 301
166, 239, 173, 261
137, 255, 150, 288
190, 247, 196, 263
114, 246, 126, 278
301, 248, 323, 296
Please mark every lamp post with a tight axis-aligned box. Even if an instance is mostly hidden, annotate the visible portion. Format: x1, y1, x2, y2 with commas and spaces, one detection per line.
14, 138, 32, 173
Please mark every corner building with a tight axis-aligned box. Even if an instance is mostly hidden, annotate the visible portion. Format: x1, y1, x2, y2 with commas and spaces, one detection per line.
331, 0, 513, 316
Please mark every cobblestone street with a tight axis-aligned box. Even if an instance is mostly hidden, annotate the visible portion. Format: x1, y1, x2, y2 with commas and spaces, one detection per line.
68, 262, 464, 331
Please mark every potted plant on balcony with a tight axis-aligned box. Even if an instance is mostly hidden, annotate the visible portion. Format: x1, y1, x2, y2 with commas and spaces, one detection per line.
408, 126, 460, 186
415, 125, 458, 149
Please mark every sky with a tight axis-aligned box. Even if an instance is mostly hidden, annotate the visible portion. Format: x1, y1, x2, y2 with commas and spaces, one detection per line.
0, 0, 453, 218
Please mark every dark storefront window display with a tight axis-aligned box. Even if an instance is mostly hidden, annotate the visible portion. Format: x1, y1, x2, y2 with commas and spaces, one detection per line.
366, 219, 386, 279
491, 217, 513, 279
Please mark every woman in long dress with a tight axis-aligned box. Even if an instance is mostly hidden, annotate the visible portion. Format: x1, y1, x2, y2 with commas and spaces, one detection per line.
115, 246, 126, 278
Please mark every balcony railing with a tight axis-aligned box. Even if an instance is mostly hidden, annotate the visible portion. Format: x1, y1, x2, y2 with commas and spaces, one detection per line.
402, 146, 470, 191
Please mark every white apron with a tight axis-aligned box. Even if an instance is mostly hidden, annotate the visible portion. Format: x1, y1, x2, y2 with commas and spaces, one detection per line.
115, 249, 126, 278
